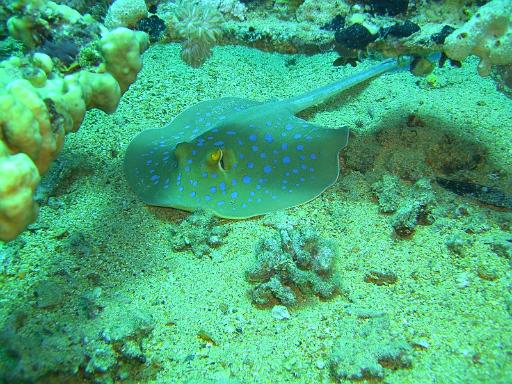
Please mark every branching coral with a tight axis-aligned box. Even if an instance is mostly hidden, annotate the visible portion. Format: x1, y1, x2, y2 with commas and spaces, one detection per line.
166, 0, 223, 67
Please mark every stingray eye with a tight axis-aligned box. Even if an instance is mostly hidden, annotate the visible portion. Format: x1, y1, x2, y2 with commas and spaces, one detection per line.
210, 149, 222, 162
207, 149, 223, 168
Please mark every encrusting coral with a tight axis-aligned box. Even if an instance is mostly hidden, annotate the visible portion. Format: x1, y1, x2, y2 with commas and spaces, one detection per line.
0, 1, 149, 241
170, 210, 229, 258
246, 214, 339, 307
104, 0, 148, 29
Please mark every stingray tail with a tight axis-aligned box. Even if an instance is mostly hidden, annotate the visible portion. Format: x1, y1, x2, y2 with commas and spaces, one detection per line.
286, 53, 441, 114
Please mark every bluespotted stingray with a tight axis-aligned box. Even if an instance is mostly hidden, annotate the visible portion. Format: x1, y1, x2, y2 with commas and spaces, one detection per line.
124, 58, 405, 218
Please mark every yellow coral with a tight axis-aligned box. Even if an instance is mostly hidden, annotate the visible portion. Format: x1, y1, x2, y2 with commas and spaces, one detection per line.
0, 28, 148, 241
0, 152, 40, 241
444, 0, 512, 76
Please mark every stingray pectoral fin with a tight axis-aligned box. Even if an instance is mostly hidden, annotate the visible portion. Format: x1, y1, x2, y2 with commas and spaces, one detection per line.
124, 127, 180, 205
205, 119, 349, 219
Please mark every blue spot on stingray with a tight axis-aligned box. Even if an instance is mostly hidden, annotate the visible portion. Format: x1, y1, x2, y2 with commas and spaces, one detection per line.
179, 186, 184, 192
264, 133, 273, 143
260, 152, 266, 158
250, 191, 255, 196
266, 121, 272, 127
220, 181, 226, 191
285, 123, 293, 131
281, 143, 288, 150
205, 195, 211, 201
310, 167, 315, 172
214, 141, 224, 146
187, 159, 193, 164
292, 168, 299, 174
197, 139, 205, 147
243, 175, 251, 184
264, 165, 272, 174
249, 134, 257, 142
300, 155, 305, 160
300, 177, 305, 182
247, 162, 254, 169
227, 130, 236, 135
146, 160, 152, 166
211, 172, 218, 178
237, 139, 244, 145
296, 144, 304, 151
202, 172, 208, 178
185, 165, 191, 172
242, 203, 247, 208
310, 153, 317, 159
301, 164, 307, 170
252, 145, 259, 152
282, 156, 291, 164
217, 201, 225, 206
256, 184, 262, 190
210, 186, 217, 194
231, 191, 238, 198
293, 133, 302, 139
239, 153, 245, 159
192, 149, 198, 155
190, 191, 196, 197
151, 175, 159, 182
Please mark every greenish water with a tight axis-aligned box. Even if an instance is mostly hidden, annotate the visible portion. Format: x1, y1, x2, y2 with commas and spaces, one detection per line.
1, 26, 511, 384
